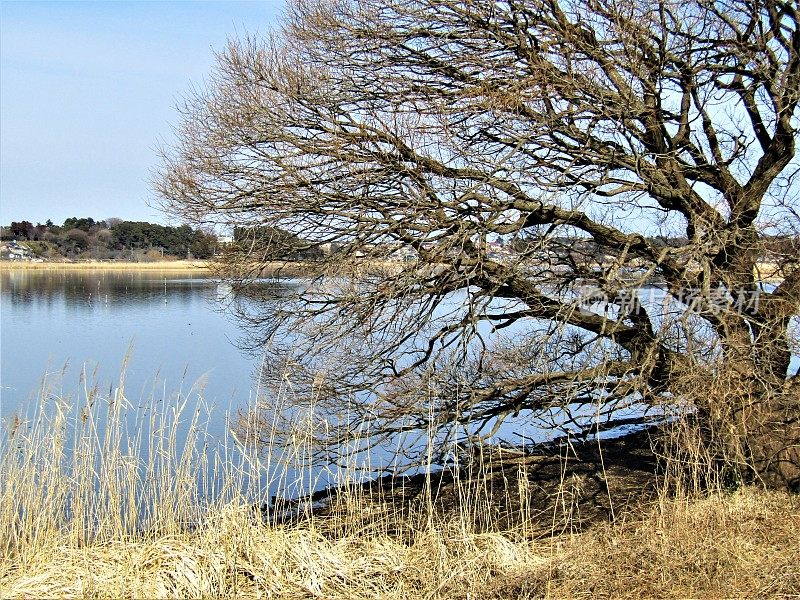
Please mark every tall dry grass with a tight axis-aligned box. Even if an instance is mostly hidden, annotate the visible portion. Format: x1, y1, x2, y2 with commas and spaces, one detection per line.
0, 369, 254, 556
1, 367, 798, 599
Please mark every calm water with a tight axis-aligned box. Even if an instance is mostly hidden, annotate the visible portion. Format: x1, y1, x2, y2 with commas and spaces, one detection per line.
0, 269, 426, 503
0, 269, 258, 441
3, 269, 795, 502
0, 269, 592, 501
0, 272, 718, 446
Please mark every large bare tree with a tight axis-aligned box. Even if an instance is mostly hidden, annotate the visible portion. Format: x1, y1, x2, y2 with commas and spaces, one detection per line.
158, 0, 800, 489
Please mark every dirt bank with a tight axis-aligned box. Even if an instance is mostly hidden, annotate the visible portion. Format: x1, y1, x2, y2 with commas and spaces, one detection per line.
267, 427, 661, 537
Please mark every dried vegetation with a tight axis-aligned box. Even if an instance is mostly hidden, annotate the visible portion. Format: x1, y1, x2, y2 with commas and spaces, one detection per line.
1, 377, 797, 599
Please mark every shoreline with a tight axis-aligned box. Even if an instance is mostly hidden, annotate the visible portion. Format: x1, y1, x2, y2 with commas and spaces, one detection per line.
0, 259, 315, 277
0, 260, 211, 271
0, 259, 785, 284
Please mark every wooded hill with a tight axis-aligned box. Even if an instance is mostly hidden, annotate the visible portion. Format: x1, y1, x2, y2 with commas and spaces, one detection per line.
1, 218, 219, 260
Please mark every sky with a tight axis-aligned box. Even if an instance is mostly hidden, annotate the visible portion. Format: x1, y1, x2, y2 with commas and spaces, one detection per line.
0, 0, 285, 226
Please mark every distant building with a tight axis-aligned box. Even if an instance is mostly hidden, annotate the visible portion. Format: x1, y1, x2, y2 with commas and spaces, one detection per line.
0, 241, 35, 261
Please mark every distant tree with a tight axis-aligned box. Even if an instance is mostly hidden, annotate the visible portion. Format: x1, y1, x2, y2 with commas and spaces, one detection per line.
111, 221, 150, 250
61, 228, 90, 255
95, 228, 113, 247
9, 221, 34, 240
142, 248, 165, 262
62, 217, 108, 234
32, 225, 46, 241
190, 230, 220, 259
109, 220, 214, 258
3, 216, 212, 260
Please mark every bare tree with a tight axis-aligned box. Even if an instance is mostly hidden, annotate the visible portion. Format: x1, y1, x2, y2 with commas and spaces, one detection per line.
158, 0, 800, 489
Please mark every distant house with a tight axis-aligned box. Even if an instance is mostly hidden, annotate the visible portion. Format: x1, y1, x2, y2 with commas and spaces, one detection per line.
0, 240, 35, 261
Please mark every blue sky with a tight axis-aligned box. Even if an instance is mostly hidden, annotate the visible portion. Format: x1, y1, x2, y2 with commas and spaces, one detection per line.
1, 0, 284, 226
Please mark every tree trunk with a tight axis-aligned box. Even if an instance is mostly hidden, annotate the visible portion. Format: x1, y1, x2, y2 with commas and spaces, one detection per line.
695, 350, 800, 491
743, 387, 800, 491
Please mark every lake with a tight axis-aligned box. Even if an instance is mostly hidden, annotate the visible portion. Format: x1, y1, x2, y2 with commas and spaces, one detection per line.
3, 268, 796, 506
0, 268, 610, 505
0, 269, 259, 442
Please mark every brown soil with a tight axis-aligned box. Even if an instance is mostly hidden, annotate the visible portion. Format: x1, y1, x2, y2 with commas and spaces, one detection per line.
267, 427, 661, 537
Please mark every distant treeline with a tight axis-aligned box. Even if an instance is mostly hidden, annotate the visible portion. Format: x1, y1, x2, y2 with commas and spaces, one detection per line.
4, 217, 795, 262
1, 218, 219, 260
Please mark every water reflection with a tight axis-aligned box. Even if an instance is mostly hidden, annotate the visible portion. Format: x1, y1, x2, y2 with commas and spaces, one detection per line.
0, 272, 379, 513
1, 269, 213, 307
0, 269, 254, 427
5, 270, 794, 505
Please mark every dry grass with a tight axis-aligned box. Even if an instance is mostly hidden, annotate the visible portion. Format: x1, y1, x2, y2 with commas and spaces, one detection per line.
2, 488, 796, 599
0, 508, 537, 599
0, 259, 319, 277
2, 259, 785, 283
0, 260, 210, 271
0, 259, 324, 279
1, 374, 798, 599
485, 488, 800, 599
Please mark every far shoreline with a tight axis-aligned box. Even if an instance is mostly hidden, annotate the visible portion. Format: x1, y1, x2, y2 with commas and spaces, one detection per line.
0, 259, 315, 277
0, 259, 211, 271
0, 259, 785, 284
